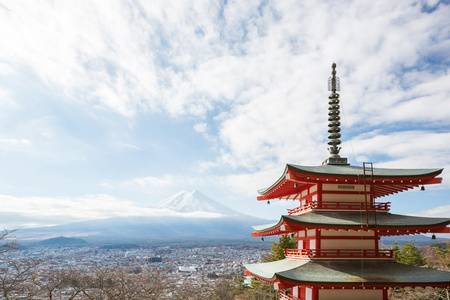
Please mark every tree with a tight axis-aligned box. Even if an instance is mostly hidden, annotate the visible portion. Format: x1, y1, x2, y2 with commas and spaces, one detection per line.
388, 286, 450, 300
0, 229, 42, 299
392, 241, 400, 261
171, 281, 207, 300
207, 272, 219, 278
238, 279, 277, 300
78, 266, 169, 300
0, 258, 40, 299
37, 269, 70, 300
396, 242, 425, 266
210, 278, 235, 300
0, 229, 18, 255
424, 242, 450, 271
262, 235, 297, 262
390, 241, 450, 300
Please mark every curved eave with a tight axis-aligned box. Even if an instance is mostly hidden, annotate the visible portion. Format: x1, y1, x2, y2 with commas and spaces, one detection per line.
287, 164, 443, 179
251, 212, 450, 236
245, 259, 450, 288
257, 165, 290, 196
257, 164, 443, 200
244, 259, 308, 282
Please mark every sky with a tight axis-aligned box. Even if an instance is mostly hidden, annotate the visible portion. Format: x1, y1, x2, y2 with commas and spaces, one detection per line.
0, 0, 449, 230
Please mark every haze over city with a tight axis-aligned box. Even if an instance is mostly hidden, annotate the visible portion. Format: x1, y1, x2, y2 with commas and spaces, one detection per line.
0, 0, 449, 230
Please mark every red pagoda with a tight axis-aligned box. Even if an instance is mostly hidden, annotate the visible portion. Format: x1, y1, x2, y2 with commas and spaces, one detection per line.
244, 63, 450, 300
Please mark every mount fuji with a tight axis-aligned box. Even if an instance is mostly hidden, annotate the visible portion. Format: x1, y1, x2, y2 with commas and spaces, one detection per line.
18, 190, 271, 244
150, 190, 243, 216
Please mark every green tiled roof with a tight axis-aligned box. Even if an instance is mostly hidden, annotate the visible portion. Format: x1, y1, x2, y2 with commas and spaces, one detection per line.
245, 259, 450, 285
252, 212, 450, 232
257, 164, 442, 195
288, 164, 443, 178
245, 259, 308, 279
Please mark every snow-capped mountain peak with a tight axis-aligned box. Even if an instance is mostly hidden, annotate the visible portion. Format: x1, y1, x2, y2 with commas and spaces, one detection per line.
150, 190, 242, 216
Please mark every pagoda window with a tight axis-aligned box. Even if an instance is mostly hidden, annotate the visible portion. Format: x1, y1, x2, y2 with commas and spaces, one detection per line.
292, 286, 299, 297
297, 229, 317, 251
310, 239, 316, 250
305, 287, 313, 300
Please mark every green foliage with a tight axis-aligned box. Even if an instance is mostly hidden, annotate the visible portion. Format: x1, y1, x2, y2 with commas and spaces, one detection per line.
431, 247, 450, 271
262, 235, 297, 262
393, 241, 400, 261
233, 275, 247, 294
395, 242, 425, 266
425, 242, 450, 271
207, 272, 219, 278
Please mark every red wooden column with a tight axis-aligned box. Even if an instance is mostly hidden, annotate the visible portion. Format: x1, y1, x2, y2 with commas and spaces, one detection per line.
312, 286, 318, 300
316, 228, 321, 254
382, 288, 388, 300
317, 183, 322, 208
374, 230, 380, 256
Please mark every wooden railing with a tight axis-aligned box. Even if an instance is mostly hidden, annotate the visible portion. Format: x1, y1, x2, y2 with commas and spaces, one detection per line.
287, 201, 315, 214
284, 248, 394, 259
279, 291, 301, 300
287, 201, 391, 215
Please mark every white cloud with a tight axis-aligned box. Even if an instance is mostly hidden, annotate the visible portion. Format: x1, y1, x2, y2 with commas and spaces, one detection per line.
193, 123, 207, 133
0, 193, 228, 229
414, 205, 450, 218
0, 1, 449, 226
123, 175, 174, 190
343, 130, 450, 187
0, 138, 30, 146
1, 0, 448, 127
0, 88, 15, 107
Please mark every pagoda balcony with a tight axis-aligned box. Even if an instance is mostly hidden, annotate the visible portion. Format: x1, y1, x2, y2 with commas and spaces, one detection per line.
278, 291, 301, 300
284, 248, 394, 260
287, 201, 391, 215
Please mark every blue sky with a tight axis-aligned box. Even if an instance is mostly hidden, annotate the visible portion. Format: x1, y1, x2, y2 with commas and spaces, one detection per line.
0, 0, 449, 229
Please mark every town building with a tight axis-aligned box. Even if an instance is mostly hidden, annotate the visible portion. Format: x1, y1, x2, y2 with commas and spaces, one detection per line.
244, 63, 450, 300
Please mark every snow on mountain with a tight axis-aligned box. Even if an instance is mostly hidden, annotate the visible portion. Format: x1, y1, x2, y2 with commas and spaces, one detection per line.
150, 190, 243, 216
17, 190, 272, 243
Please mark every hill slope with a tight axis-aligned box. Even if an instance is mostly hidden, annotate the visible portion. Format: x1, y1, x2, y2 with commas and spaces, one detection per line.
36, 236, 88, 247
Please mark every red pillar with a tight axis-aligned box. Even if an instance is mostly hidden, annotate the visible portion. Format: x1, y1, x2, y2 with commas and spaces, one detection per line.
383, 288, 388, 300
317, 184, 322, 207
316, 228, 321, 254
312, 287, 318, 300
374, 230, 379, 256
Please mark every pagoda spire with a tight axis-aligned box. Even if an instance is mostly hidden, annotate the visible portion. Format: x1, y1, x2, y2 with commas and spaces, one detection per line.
323, 63, 348, 165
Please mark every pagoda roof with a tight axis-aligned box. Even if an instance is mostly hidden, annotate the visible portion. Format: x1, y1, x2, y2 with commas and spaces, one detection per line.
245, 259, 450, 287
286, 164, 442, 178
252, 212, 450, 236
258, 164, 443, 200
